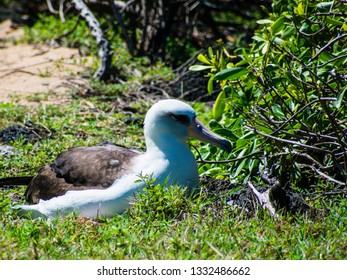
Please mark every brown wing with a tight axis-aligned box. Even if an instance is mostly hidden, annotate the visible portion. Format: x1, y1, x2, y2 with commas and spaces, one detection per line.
25, 145, 141, 204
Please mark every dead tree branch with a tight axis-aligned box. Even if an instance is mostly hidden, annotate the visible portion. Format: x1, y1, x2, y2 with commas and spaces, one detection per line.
71, 0, 111, 80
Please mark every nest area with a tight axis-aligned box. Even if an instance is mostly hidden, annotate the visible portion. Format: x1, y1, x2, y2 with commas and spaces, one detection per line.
199, 176, 317, 219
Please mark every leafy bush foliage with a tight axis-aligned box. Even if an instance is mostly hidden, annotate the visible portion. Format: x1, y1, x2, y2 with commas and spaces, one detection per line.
192, 0, 347, 192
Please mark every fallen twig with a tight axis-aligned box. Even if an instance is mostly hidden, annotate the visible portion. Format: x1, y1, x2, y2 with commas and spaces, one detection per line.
247, 181, 278, 218
0, 69, 38, 79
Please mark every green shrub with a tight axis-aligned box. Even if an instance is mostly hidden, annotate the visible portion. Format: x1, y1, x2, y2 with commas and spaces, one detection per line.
191, 0, 347, 192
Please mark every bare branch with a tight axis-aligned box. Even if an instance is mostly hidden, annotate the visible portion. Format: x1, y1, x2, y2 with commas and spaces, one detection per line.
271, 97, 337, 135
46, 0, 59, 14
298, 164, 346, 186
108, 0, 134, 55
270, 151, 334, 171
249, 126, 332, 154
311, 33, 347, 61
59, 0, 66, 23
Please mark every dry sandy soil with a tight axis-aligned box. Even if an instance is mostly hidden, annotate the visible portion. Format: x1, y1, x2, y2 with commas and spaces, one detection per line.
0, 19, 93, 106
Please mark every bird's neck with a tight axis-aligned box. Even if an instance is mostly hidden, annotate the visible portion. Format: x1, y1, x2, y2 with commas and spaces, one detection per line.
145, 134, 191, 158
141, 134, 199, 189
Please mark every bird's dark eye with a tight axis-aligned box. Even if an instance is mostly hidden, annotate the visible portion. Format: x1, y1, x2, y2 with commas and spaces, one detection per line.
170, 114, 191, 125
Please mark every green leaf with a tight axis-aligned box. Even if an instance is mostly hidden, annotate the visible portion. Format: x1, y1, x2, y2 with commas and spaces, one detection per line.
297, 2, 305, 15
265, 64, 280, 72
252, 35, 266, 42
248, 159, 257, 173
282, 26, 295, 39
240, 48, 252, 64
209, 119, 223, 129
208, 47, 213, 58
257, 19, 273, 25
326, 17, 343, 26
261, 41, 270, 54
236, 138, 248, 149
213, 128, 239, 141
274, 37, 285, 45
299, 22, 310, 33
271, 17, 285, 35
272, 104, 285, 119
256, 125, 273, 135
197, 54, 211, 65
188, 65, 213, 71
233, 148, 247, 177
319, 52, 334, 63
213, 67, 250, 81
219, 52, 226, 69
334, 87, 347, 109
212, 90, 226, 121
234, 158, 246, 178
240, 131, 256, 140
317, 1, 334, 11
207, 75, 215, 94
223, 85, 232, 94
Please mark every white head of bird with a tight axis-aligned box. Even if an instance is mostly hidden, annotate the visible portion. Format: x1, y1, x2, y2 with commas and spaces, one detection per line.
143, 99, 231, 154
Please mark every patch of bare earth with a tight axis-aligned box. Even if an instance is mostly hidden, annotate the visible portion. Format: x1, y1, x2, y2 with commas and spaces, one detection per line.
0, 19, 93, 106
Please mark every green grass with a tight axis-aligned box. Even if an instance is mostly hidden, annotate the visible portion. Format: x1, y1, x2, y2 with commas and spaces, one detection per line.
0, 100, 145, 174
1, 181, 346, 259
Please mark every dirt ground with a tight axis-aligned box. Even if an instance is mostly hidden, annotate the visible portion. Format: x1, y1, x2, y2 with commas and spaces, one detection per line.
0, 19, 92, 106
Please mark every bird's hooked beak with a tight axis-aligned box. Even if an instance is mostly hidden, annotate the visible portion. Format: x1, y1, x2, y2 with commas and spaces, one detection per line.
188, 117, 232, 153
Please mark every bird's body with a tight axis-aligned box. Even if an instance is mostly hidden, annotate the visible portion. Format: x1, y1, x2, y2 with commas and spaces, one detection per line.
2, 99, 231, 219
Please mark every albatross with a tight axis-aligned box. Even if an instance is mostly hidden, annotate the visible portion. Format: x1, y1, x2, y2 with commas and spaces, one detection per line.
2, 99, 231, 219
